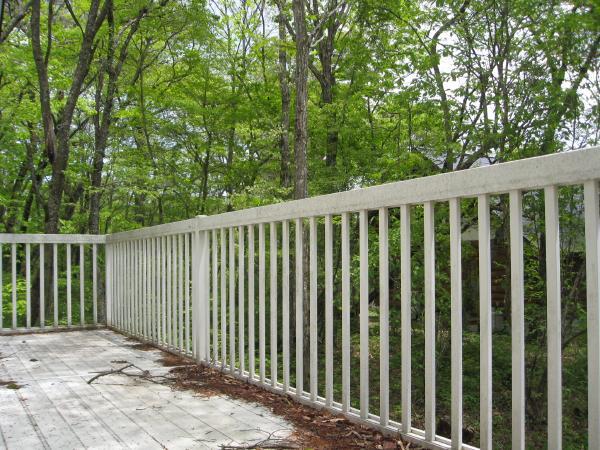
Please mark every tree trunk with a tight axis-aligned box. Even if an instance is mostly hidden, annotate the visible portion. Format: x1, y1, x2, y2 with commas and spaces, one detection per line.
292, 0, 310, 386
277, 10, 291, 190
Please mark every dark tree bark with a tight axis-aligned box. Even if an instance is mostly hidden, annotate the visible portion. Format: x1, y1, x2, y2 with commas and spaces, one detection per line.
277, 9, 291, 190
31, 0, 109, 234
292, 0, 309, 202
0, 0, 33, 44
89, 3, 147, 234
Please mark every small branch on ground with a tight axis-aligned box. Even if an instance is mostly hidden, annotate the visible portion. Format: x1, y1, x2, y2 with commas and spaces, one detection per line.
87, 362, 174, 385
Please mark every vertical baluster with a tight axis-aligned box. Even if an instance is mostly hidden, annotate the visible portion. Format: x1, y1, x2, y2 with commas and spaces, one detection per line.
183, 234, 189, 353
229, 228, 236, 370
130, 241, 134, 334
198, 230, 211, 362
341, 212, 350, 412
478, 195, 492, 450
172, 236, 178, 347
179, 234, 184, 351
510, 190, 525, 450
12, 243, 17, 329
424, 201, 436, 441
248, 225, 255, 377
379, 208, 389, 426
146, 239, 150, 339
270, 222, 278, 386
132, 241, 136, 334
259, 223, 266, 382
150, 239, 155, 342
325, 215, 334, 407
221, 228, 227, 368
93, 244, 98, 325
161, 236, 167, 345
122, 242, 126, 330
238, 226, 245, 374
40, 244, 45, 329
26, 243, 31, 328
545, 186, 562, 450
359, 210, 369, 418
136, 240, 140, 335
166, 236, 173, 347
115, 243, 119, 329
106, 244, 111, 327
141, 240, 145, 338
449, 198, 463, 449
121, 243, 125, 330
191, 232, 198, 358
295, 218, 304, 398
401, 204, 412, 431
53, 243, 58, 327
0, 244, 3, 330
584, 180, 600, 449
67, 243, 72, 327
282, 220, 290, 392
204, 232, 211, 360
186, 233, 191, 353
212, 229, 218, 364
309, 216, 318, 402
80, 244, 85, 326
123, 242, 127, 330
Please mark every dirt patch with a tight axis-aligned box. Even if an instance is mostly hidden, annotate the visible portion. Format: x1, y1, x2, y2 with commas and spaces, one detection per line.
0, 379, 22, 390
156, 352, 194, 367
167, 364, 419, 449
127, 342, 157, 351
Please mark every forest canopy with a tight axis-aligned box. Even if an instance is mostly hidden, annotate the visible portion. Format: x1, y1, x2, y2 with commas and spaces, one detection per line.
0, 0, 598, 234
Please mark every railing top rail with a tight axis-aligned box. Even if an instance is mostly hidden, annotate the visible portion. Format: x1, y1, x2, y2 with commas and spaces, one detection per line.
105, 146, 599, 242
0, 233, 106, 245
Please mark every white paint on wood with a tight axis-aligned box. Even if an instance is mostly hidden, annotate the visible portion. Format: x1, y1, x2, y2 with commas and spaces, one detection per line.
424, 201, 436, 441
585, 180, 600, 450
359, 210, 368, 419
40, 244, 45, 329
26, 243, 31, 328
270, 222, 278, 386
325, 214, 334, 408
282, 220, 290, 392
401, 204, 411, 433
341, 212, 350, 413
478, 195, 492, 450
248, 225, 255, 378
378, 208, 389, 427
510, 190, 525, 450
229, 228, 236, 368
238, 226, 245, 373
295, 218, 304, 398
259, 223, 266, 382
545, 186, 562, 450
309, 216, 318, 402
449, 198, 463, 450
80, 244, 85, 326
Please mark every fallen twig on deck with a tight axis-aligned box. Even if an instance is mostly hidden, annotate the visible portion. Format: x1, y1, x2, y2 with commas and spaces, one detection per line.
87, 362, 174, 385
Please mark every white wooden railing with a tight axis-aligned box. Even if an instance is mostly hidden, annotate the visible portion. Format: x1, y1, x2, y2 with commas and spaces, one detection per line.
0, 234, 105, 330
2, 147, 600, 450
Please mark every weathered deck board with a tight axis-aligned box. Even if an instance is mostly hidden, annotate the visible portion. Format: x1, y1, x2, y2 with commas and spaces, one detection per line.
0, 330, 293, 449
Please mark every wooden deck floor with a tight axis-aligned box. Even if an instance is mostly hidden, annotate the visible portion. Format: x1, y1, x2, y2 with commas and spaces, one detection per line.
0, 330, 292, 449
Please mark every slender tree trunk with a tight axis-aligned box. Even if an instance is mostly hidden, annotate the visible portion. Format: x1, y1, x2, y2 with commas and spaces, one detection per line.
277, 11, 291, 189
292, 0, 310, 385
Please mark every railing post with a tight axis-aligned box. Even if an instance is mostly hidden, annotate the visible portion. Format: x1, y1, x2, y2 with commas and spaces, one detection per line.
193, 216, 209, 363
106, 243, 113, 326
